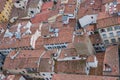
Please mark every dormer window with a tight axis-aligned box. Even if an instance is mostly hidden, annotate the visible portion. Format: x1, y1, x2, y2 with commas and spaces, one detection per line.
30, 11, 34, 14
104, 64, 112, 72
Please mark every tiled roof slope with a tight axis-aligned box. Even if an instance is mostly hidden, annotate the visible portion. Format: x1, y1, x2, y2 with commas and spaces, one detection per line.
55, 60, 86, 74
3, 50, 44, 69
103, 45, 119, 76
52, 74, 118, 80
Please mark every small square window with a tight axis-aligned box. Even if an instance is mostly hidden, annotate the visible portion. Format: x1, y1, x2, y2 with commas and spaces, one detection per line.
114, 26, 120, 30
117, 31, 120, 36
107, 27, 113, 32
102, 34, 107, 38
104, 40, 109, 44
118, 38, 120, 42
109, 32, 114, 37
111, 39, 116, 43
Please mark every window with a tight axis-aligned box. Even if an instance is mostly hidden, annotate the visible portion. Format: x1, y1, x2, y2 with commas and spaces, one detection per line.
118, 38, 120, 42
100, 29, 106, 33
107, 27, 113, 32
16, 1, 20, 3
104, 40, 109, 44
109, 32, 114, 37
104, 64, 112, 72
117, 31, 120, 36
30, 11, 34, 14
111, 39, 116, 43
114, 26, 120, 30
95, 47, 99, 50
102, 34, 107, 38
45, 43, 67, 50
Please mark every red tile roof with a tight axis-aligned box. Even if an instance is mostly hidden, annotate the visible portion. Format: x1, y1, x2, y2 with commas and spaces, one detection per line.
36, 26, 74, 45
0, 35, 31, 49
3, 50, 44, 70
55, 60, 86, 74
102, 0, 114, 4
97, 15, 120, 29
31, 11, 50, 24
78, 0, 102, 18
97, 12, 110, 20
64, 4, 76, 14
41, 2, 53, 12
89, 52, 105, 75
58, 48, 77, 59
39, 58, 53, 72
67, 0, 77, 5
85, 25, 96, 31
0, 23, 40, 49
89, 33, 102, 44
103, 45, 119, 75
39, 50, 57, 72
52, 74, 118, 80
87, 55, 95, 62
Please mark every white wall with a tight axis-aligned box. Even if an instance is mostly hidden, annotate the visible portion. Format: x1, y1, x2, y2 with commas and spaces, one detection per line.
99, 25, 120, 45
79, 14, 98, 27
87, 56, 98, 68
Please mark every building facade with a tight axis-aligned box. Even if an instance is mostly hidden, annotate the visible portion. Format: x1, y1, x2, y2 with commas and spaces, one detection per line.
98, 25, 120, 45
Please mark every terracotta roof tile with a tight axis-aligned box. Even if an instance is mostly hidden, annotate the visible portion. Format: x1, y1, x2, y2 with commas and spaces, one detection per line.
41, 2, 53, 12
36, 26, 74, 45
67, 0, 77, 5
39, 58, 53, 72
97, 12, 110, 20
3, 50, 44, 70
102, 0, 114, 4
64, 4, 76, 14
87, 55, 95, 62
89, 52, 105, 75
97, 15, 120, 29
0, 22, 40, 49
41, 23, 50, 36
85, 25, 96, 31
31, 11, 50, 24
89, 33, 102, 44
55, 60, 86, 74
78, 0, 102, 18
58, 48, 77, 59
103, 45, 119, 75
52, 74, 118, 80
